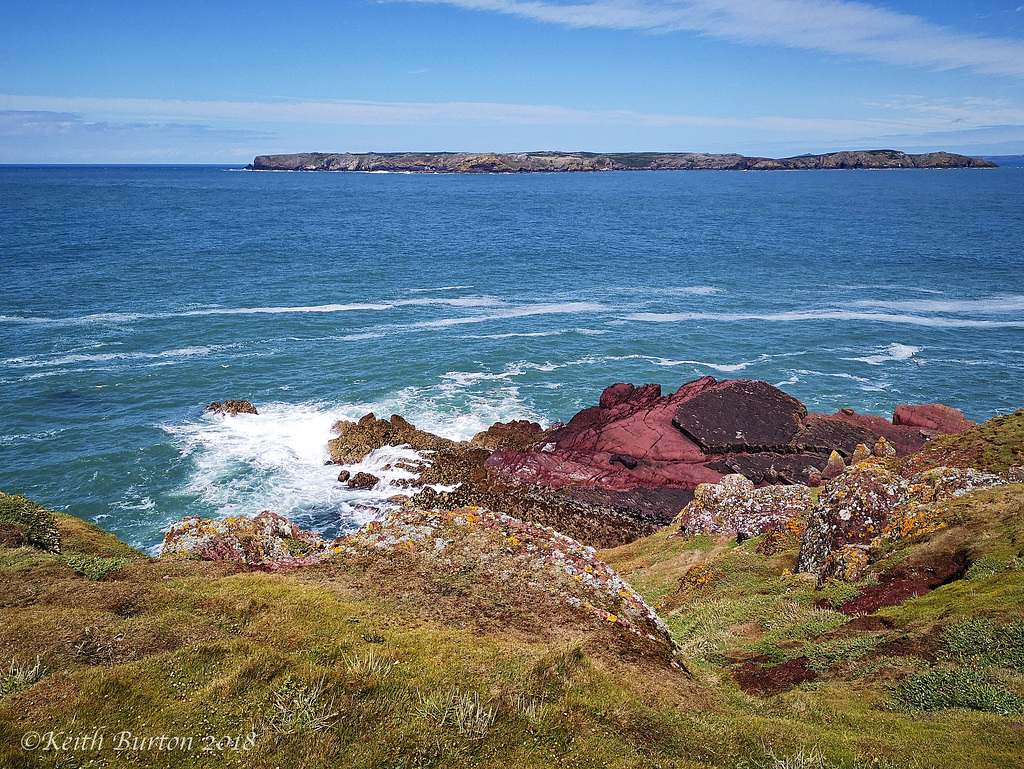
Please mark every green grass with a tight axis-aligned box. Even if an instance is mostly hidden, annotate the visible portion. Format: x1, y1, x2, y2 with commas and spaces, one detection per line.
890, 668, 1024, 714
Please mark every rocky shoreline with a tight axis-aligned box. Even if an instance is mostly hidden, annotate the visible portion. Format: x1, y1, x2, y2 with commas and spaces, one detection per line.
160, 377, 1020, 591
248, 149, 997, 173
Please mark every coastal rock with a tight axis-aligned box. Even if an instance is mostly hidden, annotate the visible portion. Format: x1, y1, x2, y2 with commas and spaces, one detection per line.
893, 404, 975, 435
470, 420, 546, 451
337, 470, 351, 483
794, 416, 880, 457
205, 400, 258, 417
339, 506, 682, 666
708, 452, 822, 485
672, 379, 807, 454
161, 511, 328, 568
346, 472, 380, 490
797, 462, 1009, 582
674, 474, 813, 539
328, 413, 456, 464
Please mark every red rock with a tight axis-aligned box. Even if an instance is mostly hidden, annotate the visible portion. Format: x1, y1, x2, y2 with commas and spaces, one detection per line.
672, 379, 807, 454
893, 404, 975, 435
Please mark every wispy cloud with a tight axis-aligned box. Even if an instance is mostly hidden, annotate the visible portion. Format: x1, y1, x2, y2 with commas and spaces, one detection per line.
399, 0, 1024, 79
0, 94, 950, 135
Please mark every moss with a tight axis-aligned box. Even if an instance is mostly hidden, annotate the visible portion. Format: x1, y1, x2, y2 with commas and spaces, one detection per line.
914, 409, 1024, 474
0, 492, 61, 553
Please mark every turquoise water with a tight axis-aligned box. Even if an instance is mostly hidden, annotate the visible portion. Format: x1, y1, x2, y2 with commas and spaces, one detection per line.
1, 164, 1022, 551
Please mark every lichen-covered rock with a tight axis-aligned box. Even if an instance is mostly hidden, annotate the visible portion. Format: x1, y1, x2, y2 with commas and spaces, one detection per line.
851, 444, 872, 465
340, 506, 682, 665
0, 492, 61, 553
820, 450, 846, 481
873, 437, 897, 458
161, 511, 328, 568
797, 462, 1010, 581
673, 474, 812, 539
205, 400, 258, 416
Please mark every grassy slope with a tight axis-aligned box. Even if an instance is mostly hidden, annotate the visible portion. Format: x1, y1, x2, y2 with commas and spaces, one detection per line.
1, 412, 1022, 768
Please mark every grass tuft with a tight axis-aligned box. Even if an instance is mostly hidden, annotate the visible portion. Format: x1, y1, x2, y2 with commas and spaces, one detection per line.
0, 656, 47, 696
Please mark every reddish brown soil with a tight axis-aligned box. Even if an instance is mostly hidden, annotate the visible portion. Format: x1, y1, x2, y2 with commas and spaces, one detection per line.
732, 656, 816, 695
834, 552, 968, 616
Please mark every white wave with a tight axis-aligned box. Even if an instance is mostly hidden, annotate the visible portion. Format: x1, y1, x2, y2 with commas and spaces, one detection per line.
850, 296, 1024, 314
407, 302, 609, 329
625, 310, 1024, 328
407, 285, 474, 293
4, 346, 221, 369
162, 402, 392, 530
843, 343, 922, 366
395, 296, 504, 308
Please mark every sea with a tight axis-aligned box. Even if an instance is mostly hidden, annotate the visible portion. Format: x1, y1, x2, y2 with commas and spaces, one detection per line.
1, 163, 1022, 553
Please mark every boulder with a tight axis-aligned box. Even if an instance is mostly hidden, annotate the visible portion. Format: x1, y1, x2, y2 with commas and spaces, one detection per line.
346, 472, 380, 490
205, 400, 258, 416
672, 380, 807, 454
797, 462, 1010, 582
471, 419, 546, 451
328, 413, 455, 464
893, 404, 975, 435
161, 511, 328, 568
674, 474, 813, 539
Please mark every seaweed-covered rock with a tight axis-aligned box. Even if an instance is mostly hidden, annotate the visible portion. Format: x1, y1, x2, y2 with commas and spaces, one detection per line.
205, 400, 258, 416
674, 474, 812, 539
328, 413, 456, 464
347, 472, 380, 490
470, 420, 546, 451
0, 492, 61, 553
161, 511, 329, 568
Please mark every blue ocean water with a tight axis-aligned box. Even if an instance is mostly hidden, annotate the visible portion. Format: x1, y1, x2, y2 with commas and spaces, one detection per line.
1, 164, 1022, 552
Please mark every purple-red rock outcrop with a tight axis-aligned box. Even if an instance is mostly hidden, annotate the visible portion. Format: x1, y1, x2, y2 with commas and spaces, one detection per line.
483, 378, 972, 516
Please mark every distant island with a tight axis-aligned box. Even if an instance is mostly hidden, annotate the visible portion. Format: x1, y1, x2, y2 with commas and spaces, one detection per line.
248, 149, 997, 173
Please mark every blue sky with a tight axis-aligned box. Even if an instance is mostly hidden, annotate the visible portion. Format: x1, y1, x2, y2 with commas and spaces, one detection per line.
3, 0, 1024, 162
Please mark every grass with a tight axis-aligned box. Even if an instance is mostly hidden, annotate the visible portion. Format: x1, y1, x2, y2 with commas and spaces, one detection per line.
889, 668, 1024, 714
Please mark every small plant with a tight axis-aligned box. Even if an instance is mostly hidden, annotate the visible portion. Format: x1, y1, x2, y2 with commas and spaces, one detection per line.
0, 493, 61, 553
416, 687, 497, 738
269, 674, 339, 734
509, 692, 547, 723
62, 555, 133, 580
452, 690, 497, 739
747, 744, 825, 769
964, 556, 1009, 580
1, 656, 47, 696
342, 648, 396, 681
890, 668, 1024, 714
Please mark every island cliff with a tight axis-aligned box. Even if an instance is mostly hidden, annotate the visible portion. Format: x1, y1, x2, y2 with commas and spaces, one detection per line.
248, 149, 997, 173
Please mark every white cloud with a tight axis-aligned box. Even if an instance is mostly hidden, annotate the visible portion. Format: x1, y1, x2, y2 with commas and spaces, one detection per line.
399, 0, 1024, 79
0, 93, 946, 135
